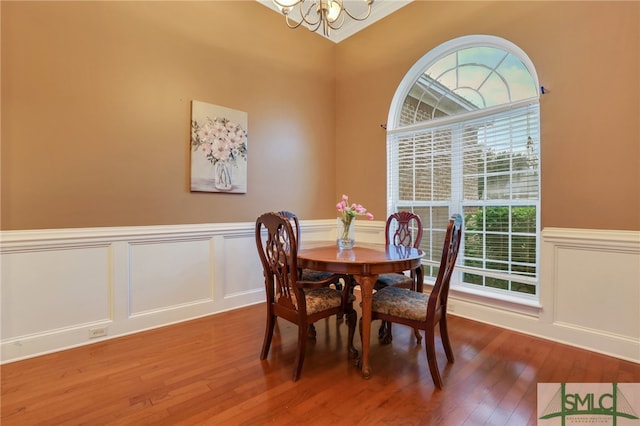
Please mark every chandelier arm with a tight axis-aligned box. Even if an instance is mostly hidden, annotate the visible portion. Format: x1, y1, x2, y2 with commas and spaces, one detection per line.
339, 2, 373, 22
283, 15, 306, 29
306, 19, 323, 33
275, 0, 322, 29
302, 1, 322, 26
272, 0, 303, 7
272, 0, 302, 5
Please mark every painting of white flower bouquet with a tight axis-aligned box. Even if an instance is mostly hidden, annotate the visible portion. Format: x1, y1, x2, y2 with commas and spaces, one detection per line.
190, 100, 248, 193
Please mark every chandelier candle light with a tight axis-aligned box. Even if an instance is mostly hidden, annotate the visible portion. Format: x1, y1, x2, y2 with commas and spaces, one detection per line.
272, 0, 374, 37
336, 194, 374, 249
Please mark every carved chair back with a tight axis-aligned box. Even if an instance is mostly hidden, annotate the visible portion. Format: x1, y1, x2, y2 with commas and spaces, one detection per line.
385, 211, 423, 248
255, 212, 304, 315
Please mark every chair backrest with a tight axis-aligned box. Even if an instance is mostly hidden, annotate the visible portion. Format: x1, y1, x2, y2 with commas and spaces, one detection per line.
255, 212, 304, 314
385, 211, 423, 248
277, 210, 301, 250
427, 214, 463, 321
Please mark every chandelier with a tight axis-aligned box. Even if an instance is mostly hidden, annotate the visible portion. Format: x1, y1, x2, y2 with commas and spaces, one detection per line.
272, 0, 374, 37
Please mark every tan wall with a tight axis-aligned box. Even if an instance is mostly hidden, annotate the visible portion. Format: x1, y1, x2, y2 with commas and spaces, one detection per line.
2, 1, 639, 231
1, 1, 338, 230
337, 1, 640, 231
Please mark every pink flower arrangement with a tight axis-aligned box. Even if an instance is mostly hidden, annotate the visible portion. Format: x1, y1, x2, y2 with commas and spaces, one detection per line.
336, 194, 374, 228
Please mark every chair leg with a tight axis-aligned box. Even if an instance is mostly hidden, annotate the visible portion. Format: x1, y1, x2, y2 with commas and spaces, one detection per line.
308, 324, 316, 339
378, 321, 386, 339
439, 316, 455, 363
378, 322, 418, 345
336, 281, 344, 319
346, 309, 358, 359
414, 327, 422, 344
425, 328, 443, 389
260, 313, 276, 359
293, 323, 308, 381
381, 321, 392, 345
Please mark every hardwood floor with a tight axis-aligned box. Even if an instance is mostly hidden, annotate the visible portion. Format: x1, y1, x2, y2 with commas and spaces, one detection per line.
2, 293, 639, 425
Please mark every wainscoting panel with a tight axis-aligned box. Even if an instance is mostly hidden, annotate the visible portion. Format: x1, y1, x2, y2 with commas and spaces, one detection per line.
1, 245, 112, 338
220, 233, 258, 298
554, 247, 639, 338
128, 238, 213, 316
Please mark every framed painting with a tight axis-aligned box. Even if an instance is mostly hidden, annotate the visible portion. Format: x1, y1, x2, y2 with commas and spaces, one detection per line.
190, 100, 248, 193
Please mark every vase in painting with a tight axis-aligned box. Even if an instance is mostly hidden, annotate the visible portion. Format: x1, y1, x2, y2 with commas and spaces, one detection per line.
214, 161, 232, 191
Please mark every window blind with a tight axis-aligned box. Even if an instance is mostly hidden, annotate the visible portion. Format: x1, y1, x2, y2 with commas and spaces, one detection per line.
387, 102, 540, 298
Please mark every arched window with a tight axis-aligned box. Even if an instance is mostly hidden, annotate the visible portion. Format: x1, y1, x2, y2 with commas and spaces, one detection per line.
387, 35, 540, 302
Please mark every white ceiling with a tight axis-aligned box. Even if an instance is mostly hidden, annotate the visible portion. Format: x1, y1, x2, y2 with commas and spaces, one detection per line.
257, 0, 412, 43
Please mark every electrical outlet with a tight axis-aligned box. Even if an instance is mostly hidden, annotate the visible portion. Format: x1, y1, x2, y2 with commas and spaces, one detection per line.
88, 327, 107, 339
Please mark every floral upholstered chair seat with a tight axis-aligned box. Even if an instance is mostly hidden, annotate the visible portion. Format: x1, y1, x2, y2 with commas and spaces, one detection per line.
285, 287, 356, 315
375, 272, 414, 289
372, 285, 428, 322
286, 287, 342, 315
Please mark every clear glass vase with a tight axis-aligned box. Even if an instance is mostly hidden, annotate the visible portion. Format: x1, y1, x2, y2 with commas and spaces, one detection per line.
337, 217, 355, 249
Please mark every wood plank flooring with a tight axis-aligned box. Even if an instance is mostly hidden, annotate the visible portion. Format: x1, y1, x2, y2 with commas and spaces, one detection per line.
2, 293, 639, 425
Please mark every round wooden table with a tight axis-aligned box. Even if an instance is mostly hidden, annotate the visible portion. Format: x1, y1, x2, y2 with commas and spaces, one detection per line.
297, 243, 424, 378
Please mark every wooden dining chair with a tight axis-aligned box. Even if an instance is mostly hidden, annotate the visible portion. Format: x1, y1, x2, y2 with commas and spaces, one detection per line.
368, 214, 462, 389
256, 212, 357, 381
375, 211, 424, 343
278, 210, 350, 324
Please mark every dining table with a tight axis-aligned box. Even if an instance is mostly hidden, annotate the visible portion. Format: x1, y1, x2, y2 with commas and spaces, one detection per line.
297, 242, 424, 378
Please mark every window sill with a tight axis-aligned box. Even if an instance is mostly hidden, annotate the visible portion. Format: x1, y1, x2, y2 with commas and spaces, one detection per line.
422, 280, 542, 318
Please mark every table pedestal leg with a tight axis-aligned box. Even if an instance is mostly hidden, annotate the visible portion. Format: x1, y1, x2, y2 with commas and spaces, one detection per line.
354, 274, 377, 379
